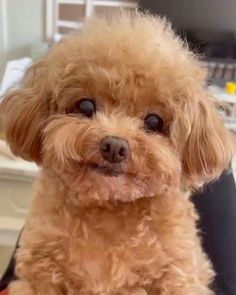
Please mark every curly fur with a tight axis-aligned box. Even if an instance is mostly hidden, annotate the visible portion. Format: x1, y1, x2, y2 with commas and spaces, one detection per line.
0, 11, 233, 295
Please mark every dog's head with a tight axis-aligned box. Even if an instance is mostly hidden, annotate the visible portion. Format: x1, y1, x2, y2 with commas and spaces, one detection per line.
0, 13, 232, 202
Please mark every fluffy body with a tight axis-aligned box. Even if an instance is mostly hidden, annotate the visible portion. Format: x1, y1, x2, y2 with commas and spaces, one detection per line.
0, 12, 232, 295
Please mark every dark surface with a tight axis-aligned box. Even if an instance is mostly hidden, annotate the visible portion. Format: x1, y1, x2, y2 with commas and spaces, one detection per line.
139, 1, 236, 61
193, 171, 236, 295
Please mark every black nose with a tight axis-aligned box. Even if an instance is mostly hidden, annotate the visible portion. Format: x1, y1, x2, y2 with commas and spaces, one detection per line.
100, 136, 130, 163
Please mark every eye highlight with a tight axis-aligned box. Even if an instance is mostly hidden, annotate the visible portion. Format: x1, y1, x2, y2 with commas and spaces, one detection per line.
75, 99, 96, 118
144, 114, 164, 133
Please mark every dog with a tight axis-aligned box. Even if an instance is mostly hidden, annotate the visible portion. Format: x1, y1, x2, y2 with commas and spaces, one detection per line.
0, 12, 233, 295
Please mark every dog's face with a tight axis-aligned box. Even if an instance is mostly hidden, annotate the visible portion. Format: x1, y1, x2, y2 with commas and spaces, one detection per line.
0, 13, 232, 202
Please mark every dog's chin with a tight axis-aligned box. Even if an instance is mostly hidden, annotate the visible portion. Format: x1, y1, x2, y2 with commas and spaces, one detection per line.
88, 162, 125, 177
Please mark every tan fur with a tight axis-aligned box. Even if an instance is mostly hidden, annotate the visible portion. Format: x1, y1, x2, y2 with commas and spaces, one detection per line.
0, 11, 233, 295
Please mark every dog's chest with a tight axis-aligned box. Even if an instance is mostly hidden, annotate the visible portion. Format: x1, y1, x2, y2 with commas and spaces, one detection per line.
59, 200, 169, 291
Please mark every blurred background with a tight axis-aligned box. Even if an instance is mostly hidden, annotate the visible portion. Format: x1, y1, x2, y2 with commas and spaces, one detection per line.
0, 0, 236, 276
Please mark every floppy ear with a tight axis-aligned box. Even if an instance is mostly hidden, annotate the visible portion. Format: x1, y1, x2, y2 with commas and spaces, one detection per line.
182, 94, 233, 187
0, 61, 49, 162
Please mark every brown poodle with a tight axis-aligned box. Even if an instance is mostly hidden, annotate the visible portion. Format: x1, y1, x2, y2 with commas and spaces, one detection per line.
0, 12, 233, 295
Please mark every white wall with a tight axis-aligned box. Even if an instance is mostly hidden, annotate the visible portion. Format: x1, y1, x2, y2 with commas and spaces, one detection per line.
0, 0, 45, 79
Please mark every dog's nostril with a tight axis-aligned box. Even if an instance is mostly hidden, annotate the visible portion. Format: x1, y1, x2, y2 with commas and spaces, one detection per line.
119, 147, 126, 157
100, 136, 130, 164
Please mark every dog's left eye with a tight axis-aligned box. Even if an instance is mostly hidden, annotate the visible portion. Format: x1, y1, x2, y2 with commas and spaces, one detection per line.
75, 99, 96, 118
144, 114, 164, 133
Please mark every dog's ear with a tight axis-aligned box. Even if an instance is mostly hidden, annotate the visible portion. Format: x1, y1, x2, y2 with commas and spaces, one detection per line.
182, 93, 233, 187
0, 61, 49, 163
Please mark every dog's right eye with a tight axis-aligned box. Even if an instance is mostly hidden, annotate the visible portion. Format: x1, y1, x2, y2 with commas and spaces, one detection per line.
74, 99, 96, 118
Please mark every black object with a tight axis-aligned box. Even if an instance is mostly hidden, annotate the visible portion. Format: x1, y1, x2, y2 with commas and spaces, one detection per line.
193, 171, 236, 295
139, 0, 236, 62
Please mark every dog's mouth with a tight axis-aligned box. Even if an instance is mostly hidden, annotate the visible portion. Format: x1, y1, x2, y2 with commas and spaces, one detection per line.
88, 162, 124, 177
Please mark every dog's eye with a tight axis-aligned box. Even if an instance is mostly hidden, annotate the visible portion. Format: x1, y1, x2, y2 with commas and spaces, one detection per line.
75, 99, 96, 118
144, 114, 164, 133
